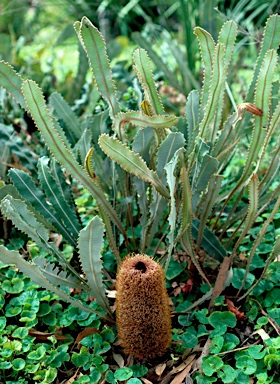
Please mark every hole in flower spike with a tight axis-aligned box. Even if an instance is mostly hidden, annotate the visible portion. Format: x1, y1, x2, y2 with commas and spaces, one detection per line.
135, 261, 147, 273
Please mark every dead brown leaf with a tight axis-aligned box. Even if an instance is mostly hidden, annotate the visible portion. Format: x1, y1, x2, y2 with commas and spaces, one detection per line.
161, 354, 196, 384
141, 379, 153, 384
209, 256, 231, 309
28, 329, 71, 342
155, 362, 166, 376
74, 327, 100, 346
113, 353, 124, 368
170, 360, 194, 384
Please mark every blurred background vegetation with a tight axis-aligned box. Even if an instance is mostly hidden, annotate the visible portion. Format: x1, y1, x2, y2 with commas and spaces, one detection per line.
0, 0, 279, 98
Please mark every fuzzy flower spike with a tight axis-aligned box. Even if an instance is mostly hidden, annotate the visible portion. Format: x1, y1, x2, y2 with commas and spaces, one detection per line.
116, 254, 172, 359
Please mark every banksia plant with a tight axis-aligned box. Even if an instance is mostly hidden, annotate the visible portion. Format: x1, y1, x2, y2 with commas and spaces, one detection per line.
116, 254, 172, 359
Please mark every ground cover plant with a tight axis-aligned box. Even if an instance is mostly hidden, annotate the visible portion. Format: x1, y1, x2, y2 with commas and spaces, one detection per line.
0, 11, 279, 384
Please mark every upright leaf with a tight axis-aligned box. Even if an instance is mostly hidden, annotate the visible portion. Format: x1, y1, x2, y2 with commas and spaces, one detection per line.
74, 17, 120, 119
246, 14, 280, 102
193, 27, 215, 116
180, 167, 211, 286
49, 92, 82, 142
0, 61, 25, 108
164, 148, 184, 270
156, 132, 185, 182
133, 48, 164, 115
185, 90, 200, 155
9, 169, 76, 245
198, 43, 226, 140
78, 216, 111, 314
38, 157, 81, 238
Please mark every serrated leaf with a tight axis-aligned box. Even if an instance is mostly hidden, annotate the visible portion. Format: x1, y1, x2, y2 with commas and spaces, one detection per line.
0, 61, 25, 108
164, 148, 184, 270
75, 17, 120, 119
198, 43, 226, 140
98, 134, 169, 199
0, 245, 105, 317
34, 257, 84, 290
0, 195, 81, 280
133, 48, 164, 115
78, 216, 111, 314
38, 157, 81, 238
9, 168, 75, 246
246, 14, 280, 102
21, 79, 126, 238
180, 167, 211, 285
185, 90, 200, 155
156, 132, 185, 182
49, 92, 82, 143
132, 33, 184, 94
1, 195, 49, 250
132, 127, 154, 163
193, 27, 215, 116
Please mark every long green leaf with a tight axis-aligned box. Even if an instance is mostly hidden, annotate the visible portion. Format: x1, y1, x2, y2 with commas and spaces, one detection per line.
78, 216, 111, 315
132, 32, 185, 94
98, 134, 169, 199
0, 61, 25, 108
218, 21, 237, 69
192, 219, 227, 261
193, 27, 215, 116
9, 168, 76, 246
237, 194, 280, 295
196, 175, 223, 251
156, 132, 185, 182
185, 90, 200, 155
238, 236, 280, 301
1, 195, 49, 250
38, 157, 81, 238
133, 48, 164, 115
246, 14, 280, 102
21, 79, 126, 238
180, 167, 211, 286
34, 257, 84, 290
198, 43, 226, 140
74, 17, 120, 119
0, 245, 106, 318
49, 92, 82, 142
1, 195, 83, 281
231, 173, 259, 256
164, 148, 184, 270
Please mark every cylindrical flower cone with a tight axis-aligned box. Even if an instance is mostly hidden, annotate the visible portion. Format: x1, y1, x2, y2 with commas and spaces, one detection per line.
116, 254, 172, 359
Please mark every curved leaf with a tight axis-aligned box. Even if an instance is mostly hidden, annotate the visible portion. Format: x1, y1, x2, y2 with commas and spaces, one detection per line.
113, 111, 178, 138
98, 134, 169, 199
0, 245, 106, 317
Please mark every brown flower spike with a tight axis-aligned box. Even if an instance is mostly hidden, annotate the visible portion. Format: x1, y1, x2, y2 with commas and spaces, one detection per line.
116, 254, 172, 359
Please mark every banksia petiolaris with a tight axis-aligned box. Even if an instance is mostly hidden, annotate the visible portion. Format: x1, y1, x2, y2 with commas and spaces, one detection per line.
116, 254, 172, 359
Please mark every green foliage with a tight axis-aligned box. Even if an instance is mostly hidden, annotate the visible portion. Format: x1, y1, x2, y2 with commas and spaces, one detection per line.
0, 11, 279, 383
